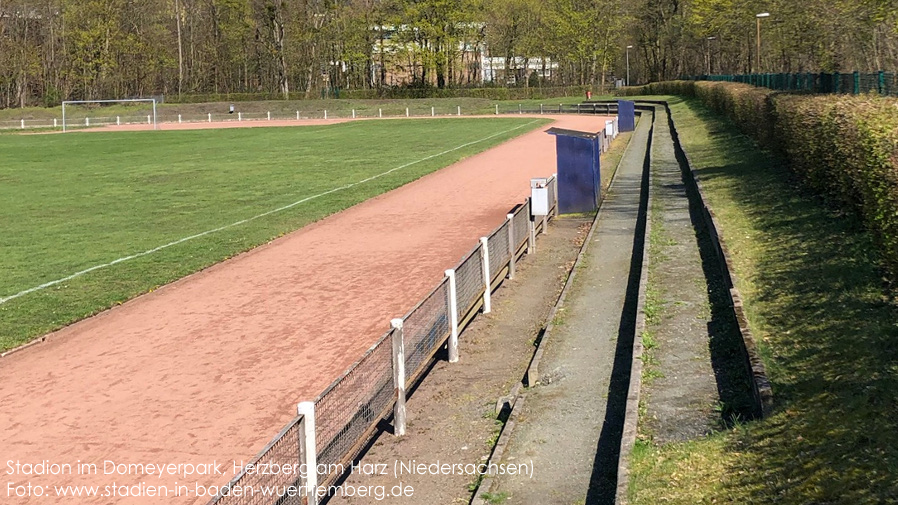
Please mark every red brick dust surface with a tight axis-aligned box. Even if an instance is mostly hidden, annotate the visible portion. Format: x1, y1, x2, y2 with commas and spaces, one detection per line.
0, 114, 613, 504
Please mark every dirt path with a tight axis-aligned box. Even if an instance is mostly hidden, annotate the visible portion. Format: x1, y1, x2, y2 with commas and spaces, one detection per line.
486, 109, 652, 505
0, 115, 611, 504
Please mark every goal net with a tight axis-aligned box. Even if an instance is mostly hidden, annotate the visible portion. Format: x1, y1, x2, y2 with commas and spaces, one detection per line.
61, 99, 158, 132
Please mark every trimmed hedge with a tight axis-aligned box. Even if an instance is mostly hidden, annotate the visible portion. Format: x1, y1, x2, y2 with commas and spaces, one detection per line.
623, 80, 898, 277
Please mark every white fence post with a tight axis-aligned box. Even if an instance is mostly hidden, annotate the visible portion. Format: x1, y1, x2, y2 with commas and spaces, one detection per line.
297, 402, 318, 505
406, 107, 409, 117
86, 117, 90, 127
519, 104, 522, 114
178, 114, 182, 124
352, 109, 356, 119
480, 238, 491, 314
324, 110, 328, 120
506, 214, 516, 280
379, 108, 382, 118
445, 270, 459, 363
540, 104, 544, 114
115, 116, 119, 126
20, 119, 24, 129
147, 115, 151, 124
238, 112, 242, 121
457, 105, 461, 116
431, 106, 435, 117
495, 104, 499, 115
297, 111, 300, 120
267, 111, 271, 121
53, 118, 57, 128
208, 113, 212, 122
391, 319, 407, 436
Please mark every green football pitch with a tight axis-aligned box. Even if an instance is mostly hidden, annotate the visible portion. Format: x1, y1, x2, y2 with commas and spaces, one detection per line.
0, 117, 548, 351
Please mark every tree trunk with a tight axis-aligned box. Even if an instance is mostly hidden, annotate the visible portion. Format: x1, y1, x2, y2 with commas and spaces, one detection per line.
175, 0, 184, 99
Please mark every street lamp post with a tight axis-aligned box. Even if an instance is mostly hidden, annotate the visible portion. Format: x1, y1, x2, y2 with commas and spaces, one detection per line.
626, 45, 633, 86
706, 36, 716, 75
756, 12, 770, 73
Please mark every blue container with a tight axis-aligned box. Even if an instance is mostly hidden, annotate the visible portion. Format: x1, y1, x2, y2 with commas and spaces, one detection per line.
618, 100, 636, 132
547, 127, 601, 214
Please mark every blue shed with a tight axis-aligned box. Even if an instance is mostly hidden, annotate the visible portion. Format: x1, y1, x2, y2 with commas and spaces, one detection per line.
618, 100, 636, 132
546, 127, 602, 214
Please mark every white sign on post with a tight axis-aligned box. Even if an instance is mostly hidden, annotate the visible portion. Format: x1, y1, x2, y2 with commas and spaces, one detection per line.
531, 178, 550, 216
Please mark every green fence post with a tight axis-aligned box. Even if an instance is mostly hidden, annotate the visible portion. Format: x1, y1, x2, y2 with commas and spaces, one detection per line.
853, 71, 860, 94
879, 71, 886, 95
833, 72, 840, 94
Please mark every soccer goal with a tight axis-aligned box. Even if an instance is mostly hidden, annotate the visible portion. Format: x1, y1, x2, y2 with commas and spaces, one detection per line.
61, 98, 158, 132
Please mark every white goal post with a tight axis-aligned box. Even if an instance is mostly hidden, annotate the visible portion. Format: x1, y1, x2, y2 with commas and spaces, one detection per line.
62, 98, 157, 132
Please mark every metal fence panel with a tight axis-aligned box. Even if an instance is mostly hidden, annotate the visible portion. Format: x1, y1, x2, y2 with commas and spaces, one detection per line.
402, 279, 450, 382
209, 417, 304, 505
487, 221, 510, 280
547, 176, 558, 215
454, 245, 484, 316
314, 331, 394, 488
513, 201, 531, 251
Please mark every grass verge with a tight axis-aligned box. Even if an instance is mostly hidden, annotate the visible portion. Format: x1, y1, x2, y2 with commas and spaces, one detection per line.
628, 96, 898, 504
0, 117, 547, 351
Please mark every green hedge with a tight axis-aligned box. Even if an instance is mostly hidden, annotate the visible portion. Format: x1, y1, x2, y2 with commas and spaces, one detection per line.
625, 80, 898, 277
775, 94, 898, 273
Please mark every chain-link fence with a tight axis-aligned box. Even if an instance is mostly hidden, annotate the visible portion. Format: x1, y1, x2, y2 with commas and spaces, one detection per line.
513, 200, 532, 251
454, 245, 486, 318
213, 416, 307, 505
686, 71, 898, 96
313, 331, 394, 490
402, 280, 451, 386
488, 221, 511, 280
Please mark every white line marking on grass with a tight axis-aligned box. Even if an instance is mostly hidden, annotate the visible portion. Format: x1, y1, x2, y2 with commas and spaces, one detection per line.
1, 120, 540, 305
